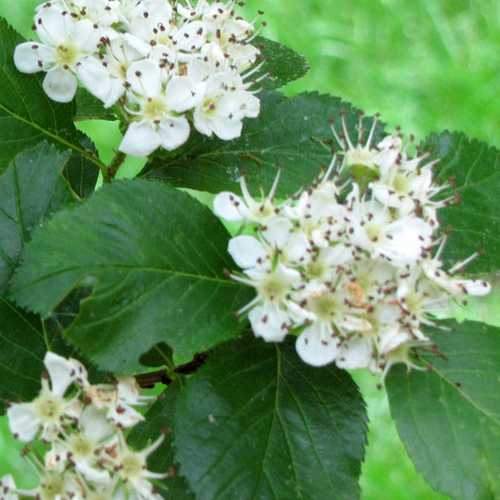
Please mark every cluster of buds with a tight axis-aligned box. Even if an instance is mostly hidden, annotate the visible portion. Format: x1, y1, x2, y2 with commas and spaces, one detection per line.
4, 352, 164, 499
214, 118, 491, 379
14, 0, 263, 156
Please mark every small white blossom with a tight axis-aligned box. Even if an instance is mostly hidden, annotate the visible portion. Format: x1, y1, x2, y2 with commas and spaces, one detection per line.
216, 125, 491, 378
15, 0, 264, 156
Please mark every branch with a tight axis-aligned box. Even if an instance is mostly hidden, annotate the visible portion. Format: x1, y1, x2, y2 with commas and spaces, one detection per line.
136, 353, 208, 388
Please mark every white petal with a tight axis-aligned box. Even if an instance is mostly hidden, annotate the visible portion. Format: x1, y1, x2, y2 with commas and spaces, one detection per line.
108, 404, 144, 428
7, 403, 39, 442
76, 461, 111, 484
249, 305, 290, 342
158, 116, 191, 151
193, 108, 214, 137
76, 56, 112, 102
211, 116, 243, 141
43, 68, 78, 103
378, 327, 410, 354
296, 323, 338, 367
165, 76, 205, 113
174, 21, 206, 51
71, 19, 100, 53
449, 279, 491, 297
44, 352, 76, 397
119, 121, 162, 157
228, 235, 267, 269
262, 217, 292, 248
286, 233, 311, 263
337, 338, 373, 369
127, 59, 162, 97
35, 7, 68, 46
80, 405, 114, 442
14, 42, 53, 74
213, 192, 248, 221
103, 78, 125, 108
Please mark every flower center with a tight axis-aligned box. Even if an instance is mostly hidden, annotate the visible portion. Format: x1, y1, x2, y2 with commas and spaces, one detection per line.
55, 43, 80, 67
143, 97, 167, 121
121, 452, 145, 480
393, 173, 409, 194
365, 223, 381, 242
202, 99, 218, 116
40, 473, 65, 500
258, 273, 289, 302
308, 292, 337, 321
34, 394, 63, 423
249, 200, 274, 222
307, 260, 327, 280
69, 433, 94, 459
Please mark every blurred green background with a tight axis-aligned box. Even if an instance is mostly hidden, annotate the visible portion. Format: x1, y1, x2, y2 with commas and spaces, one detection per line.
1, 0, 499, 498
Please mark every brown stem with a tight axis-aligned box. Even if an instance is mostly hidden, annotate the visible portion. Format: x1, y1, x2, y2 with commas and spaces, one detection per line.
135, 353, 209, 388
107, 151, 127, 180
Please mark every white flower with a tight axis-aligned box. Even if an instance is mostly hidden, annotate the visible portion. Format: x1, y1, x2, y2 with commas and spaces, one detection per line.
192, 71, 260, 140
214, 170, 281, 223
0, 475, 18, 500
114, 435, 166, 500
7, 352, 81, 442
119, 60, 192, 156
14, 7, 105, 102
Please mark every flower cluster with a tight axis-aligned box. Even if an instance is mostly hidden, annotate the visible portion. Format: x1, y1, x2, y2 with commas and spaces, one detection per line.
214, 118, 491, 378
14, 0, 262, 156
5, 352, 164, 499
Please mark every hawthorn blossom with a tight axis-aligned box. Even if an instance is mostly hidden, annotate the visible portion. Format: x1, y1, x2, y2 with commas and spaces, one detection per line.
7, 352, 81, 442
215, 126, 492, 377
14, 0, 263, 155
14, 7, 105, 102
6, 353, 166, 500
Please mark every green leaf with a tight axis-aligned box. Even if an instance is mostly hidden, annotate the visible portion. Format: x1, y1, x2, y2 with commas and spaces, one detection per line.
0, 18, 105, 174
174, 336, 367, 500
0, 142, 75, 294
75, 88, 116, 122
129, 382, 195, 499
424, 132, 500, 274
11, 180, 252, 374
255, 37, 309, 90
387, 320, 500, 500
0, 298, 47, 412
64, 132, 99, 198
144, 91, 384, 197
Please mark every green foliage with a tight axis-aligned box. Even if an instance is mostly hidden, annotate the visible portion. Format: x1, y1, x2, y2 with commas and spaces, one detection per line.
129, 381, 195, 499
0, 20, 104, 177
254, 37, 309, 90
0, 299, 45, 413
424, 132, 500, 274
0, 142, 75, 293
11, 180, 252, 373
387, 321, 500, 499
144, 91, 384, 197
174, 337, 367, 500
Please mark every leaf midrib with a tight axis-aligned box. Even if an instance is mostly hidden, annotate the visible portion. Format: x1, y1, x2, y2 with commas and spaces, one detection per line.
0, 101, 105, 171
426, 361, 500, 426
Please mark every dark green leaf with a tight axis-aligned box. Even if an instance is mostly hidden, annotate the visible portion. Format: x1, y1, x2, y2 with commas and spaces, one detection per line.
0, 19, 105, 173
174, 336, 367, 500
75, 88, 116, 122
64, 132, 99, 198
254, 36, 309, 90
144, 91, 384, 197
11, 180, 252, 374
424, 132, 500, 274
0, 142, 75, 294
387, 320, 500, 500
129, 382, 195, 499
0, 298, 46, 412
